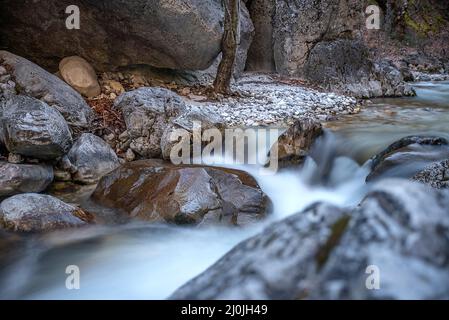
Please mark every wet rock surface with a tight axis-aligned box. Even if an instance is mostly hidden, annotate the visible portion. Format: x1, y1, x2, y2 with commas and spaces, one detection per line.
0, 51, 94, 128
366, 136, 449, 182
92, 160, 270, 226
0, 162, 53, 198
268, 119, 323, 168
0, 193, 91, 232
0, 95, 73, 160
171, 180, 449, 299
66, 133, 120, 184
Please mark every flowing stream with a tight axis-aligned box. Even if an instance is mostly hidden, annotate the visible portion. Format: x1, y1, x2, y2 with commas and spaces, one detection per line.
1, 81, 448, 300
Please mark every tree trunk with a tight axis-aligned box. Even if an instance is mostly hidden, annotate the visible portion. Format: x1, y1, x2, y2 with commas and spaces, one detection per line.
214, 0, 240, 95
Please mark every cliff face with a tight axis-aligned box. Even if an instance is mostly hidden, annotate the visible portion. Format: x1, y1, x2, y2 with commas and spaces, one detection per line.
244, 0, 448, 97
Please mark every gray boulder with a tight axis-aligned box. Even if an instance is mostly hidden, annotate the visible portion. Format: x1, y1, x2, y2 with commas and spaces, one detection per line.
0, 162, 54, 198
366, 136, 449, 182
171, 180, 449, 300
312, 180, 449, 299
0, 51, 94, 128
303, 40, 415, 98
412, 159, 449, 189
67, 133, 121, 184
1, 95, 73, 160
171, 203, 346, 299
246, 0, 415, 98
114, 87, 223, 159
0, 0, 253, 73
114, 87, 188, 158
0, 193, 91, 232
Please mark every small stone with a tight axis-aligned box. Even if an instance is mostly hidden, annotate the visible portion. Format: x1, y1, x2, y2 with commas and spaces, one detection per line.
8, 153, 23, 164
59, 56, 101, 98
125, 148, 136, 162
105, 80, 125, 94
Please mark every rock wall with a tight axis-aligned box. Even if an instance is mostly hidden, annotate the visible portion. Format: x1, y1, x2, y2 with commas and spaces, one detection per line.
245, 0, 449, 97
0, 0, 253, 73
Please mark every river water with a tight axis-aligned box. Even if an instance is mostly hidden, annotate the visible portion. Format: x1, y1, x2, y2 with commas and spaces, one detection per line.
1, 81, 448, 300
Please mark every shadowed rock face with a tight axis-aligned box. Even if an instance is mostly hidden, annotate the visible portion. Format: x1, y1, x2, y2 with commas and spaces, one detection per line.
0, 0, 253, 73
91, 160, 270, 226
170, 180, 449, 300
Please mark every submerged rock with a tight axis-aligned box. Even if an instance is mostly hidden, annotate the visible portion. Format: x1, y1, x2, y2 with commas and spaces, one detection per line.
67, 133, 120, 184
0, 162, 53, 198
0, 51, 94, 128
92, 160, 270, 226
413, 159, 449, 189
0, 193, 91, 232
171, 180, 449, 299
366, 136, 449, 182
59, 56, 101, 98
1, 95, 73, 160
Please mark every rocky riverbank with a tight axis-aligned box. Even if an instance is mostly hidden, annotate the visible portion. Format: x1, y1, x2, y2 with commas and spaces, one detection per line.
1, 0, 449, 300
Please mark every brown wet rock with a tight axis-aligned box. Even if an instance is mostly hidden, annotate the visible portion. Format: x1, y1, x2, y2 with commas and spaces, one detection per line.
92, 160, 270, 226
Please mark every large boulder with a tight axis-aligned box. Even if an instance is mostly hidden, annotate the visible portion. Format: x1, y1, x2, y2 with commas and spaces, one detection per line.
66, 133, 121, 184
114, 87, 187, 158
0, 51, 94, 128
312, 180, 449, 299
246, 0, 415, 98
0, 95, 73, 160
171, 180, 449, 299
92, 160, 270, 226
0, 193, 91, 232
114, 87, 223, 158
303, 40, 415, 98
0, 162, 54, 198
0, 0, 253, 73
171, 203, 347, 299
366, 136, 449, 182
